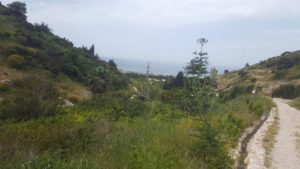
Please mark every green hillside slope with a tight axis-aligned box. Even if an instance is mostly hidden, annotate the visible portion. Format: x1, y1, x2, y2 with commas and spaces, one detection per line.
218, 50, 300, 100
0, 2, 127, 95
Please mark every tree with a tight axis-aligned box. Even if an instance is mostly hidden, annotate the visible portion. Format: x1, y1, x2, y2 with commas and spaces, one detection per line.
89, 45, 95, 55
7, 1, 27, 20
245, 63, 250, 68
33, 22, 52, 33
185, 38, 209, 78
164, 71, 184, 89
108, 59, 117, 69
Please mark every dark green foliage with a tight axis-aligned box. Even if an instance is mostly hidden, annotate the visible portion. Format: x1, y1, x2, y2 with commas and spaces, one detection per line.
272, 84, 300, 99
164, 71, 184, 89
0, 3, 126, 91
238, 70, 248, 78
23, 34, 43, 47
185, 56, 208, 77
0, 75, 61, 120
222, 83, 255, 100
224, 69, 229, 74
193, 118, 232, 169
7, 1, 26, 20
108, 59, 117, 69
33, 22, 52, 33
89, 45, 95, 56
185, 38, 209, 78
161, 88, 211, 115
90, 66, 128, 93
260, 50, 300, 71
272, 70, 285, 80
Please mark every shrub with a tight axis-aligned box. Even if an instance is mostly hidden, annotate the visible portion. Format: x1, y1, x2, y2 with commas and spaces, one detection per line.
164, 71, 184, 90
108, 59, 117, 69
7, 1, 27, 20
193, 118, 232, 169
272, 84, 300, 99
90, 78, 107, 93
238, 70, 248, 78
33, 22, 52, 33
161, 88, 211, 115
6, 54, 25, 68
223, 83, 255, 100
0, 75, 61, 120
272, 70, 285, 80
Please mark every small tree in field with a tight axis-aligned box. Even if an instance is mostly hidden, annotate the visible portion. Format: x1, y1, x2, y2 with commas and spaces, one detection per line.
185, 38, 209, 78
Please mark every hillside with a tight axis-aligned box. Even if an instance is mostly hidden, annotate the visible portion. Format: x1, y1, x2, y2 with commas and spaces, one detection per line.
0, 2, 127, 102
218, 50, 300, 96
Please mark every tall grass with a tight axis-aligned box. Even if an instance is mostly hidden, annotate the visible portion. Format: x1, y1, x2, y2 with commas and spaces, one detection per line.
0, 81, 272, 169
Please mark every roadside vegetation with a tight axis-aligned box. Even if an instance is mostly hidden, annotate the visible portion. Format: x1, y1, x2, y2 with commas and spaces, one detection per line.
290, 98, 300, 110
0, 2, 274, 169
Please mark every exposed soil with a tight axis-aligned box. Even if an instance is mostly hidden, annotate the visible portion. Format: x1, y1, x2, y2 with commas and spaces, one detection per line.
246, 98, 300, 169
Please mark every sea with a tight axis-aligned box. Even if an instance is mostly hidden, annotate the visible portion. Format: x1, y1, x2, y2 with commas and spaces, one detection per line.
102, 57, 238, 76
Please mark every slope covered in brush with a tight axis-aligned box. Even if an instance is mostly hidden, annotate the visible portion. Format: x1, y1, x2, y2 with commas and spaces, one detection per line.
0, 2, 127, 93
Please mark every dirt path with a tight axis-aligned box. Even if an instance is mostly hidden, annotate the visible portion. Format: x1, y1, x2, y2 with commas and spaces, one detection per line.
246, 98, 300, 169
245, 107, 276, 169
271, 98, 300, 169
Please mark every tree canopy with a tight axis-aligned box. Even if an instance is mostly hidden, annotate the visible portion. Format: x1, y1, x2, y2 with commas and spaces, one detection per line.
185, 38, 209, 78
7, 1, 26, 17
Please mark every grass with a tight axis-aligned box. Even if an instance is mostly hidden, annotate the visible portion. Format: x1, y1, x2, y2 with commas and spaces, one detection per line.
295, 132, 300, 156
290, 97, 300, 110
0, 88, 273, 169
263, 109, 279, 168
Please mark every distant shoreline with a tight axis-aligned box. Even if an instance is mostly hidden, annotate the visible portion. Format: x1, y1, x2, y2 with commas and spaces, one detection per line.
102, 57, 239, 76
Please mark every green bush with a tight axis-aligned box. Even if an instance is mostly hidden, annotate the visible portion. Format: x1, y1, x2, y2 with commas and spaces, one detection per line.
272, 84, 300, 99
78, 92, 149, 120
0, 75, 61, 120
222, 83, 255, 100
193, 118, 232, 169
238, 70, 248, 78
164, 71, 185, 89
6, 54, 25, 68
161, 88, 211, 115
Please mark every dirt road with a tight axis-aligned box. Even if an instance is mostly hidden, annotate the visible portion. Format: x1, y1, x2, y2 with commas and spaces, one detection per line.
246, 98, 300, 169
271, 98, 300, 169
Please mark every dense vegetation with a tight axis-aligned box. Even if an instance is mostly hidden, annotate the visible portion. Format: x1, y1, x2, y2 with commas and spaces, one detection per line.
0, 2, 274, 169
272, 84, 300, 99
0, 76, 272, 169
0, 2, 127, 92
258, 50, 300, 80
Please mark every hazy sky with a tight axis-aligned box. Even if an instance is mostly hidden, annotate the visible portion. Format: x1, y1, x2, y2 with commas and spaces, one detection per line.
2, 0, 300, 68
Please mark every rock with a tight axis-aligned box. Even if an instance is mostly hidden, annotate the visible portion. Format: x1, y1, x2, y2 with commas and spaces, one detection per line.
63, 99, 74, 107
132, 87, 138, 93
130, 95, 135, 100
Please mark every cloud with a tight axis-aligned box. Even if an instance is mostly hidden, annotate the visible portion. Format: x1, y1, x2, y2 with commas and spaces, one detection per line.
2, 0, 300, 27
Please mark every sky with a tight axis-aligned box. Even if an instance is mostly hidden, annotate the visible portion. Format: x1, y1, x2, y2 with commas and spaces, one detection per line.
1, 0, 300, 70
